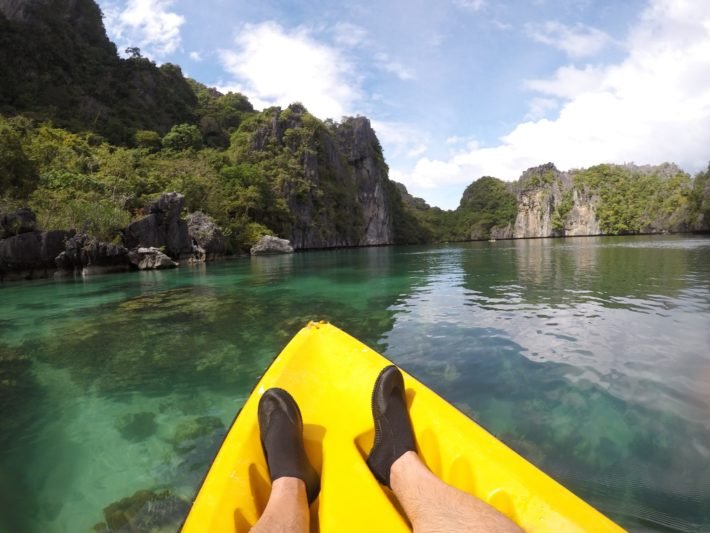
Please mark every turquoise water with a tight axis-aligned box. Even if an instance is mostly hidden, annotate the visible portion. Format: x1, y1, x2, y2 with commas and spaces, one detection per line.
1, 235, 709, 532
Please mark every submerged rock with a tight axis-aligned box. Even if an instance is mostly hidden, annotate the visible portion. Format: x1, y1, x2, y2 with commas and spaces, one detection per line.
250, 235, 294, 256
95, 489, 189, 532
127, 247, 178, 270
117, 412, 157, 443
169, 415, 225, 453
55, 233, 130, 276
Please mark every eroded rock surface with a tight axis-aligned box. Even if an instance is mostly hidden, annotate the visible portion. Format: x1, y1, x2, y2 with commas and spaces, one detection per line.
127, 247, 178, 270
0, 229, 69, 281
55, 233, 129, 276
186, 211, 226, 261
124, 193, 194, 260
250, 235, 294, 255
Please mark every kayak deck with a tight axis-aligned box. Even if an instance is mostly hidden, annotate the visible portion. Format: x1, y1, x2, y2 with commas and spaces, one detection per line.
182, 321, 623, 532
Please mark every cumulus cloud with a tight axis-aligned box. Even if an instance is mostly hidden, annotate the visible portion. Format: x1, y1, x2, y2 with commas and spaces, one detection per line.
219, 22, 360, 120
103, 0, 184, 58
396, 0, 710, 192
371, 120, 430, 161
189, 51, 202, 62
526, 21, 613, 58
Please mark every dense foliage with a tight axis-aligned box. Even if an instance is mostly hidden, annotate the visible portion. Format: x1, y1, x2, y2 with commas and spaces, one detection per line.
573, 164, 694, 234
1, 0, 708, 252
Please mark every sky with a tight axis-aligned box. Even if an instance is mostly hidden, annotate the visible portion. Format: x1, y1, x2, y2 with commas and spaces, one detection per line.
98, 0, 710, 209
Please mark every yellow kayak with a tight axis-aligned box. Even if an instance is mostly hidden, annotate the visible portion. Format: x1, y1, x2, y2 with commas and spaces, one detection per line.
182, 322, 624, 532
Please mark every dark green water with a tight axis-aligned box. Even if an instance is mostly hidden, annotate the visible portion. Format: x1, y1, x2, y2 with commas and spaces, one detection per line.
1, 235, 709, 532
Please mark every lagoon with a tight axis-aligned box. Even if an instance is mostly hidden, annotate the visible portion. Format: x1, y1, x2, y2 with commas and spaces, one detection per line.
1, 235, 709, 532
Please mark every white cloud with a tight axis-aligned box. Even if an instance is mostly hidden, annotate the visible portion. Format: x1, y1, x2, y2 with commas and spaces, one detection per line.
103, 0, 184, 58
371, 120, 430, 161
332, 22, 368, 48
525, 96, 559, 120
453, 0, 486, 12
219, 22, 360, 120
189, 51, 202, 62
395, 0, 710, 193
526, 21, 613, 58
375, 52, 415, 80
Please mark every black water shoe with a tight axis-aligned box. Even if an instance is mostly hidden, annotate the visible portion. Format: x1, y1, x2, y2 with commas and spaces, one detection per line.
258, 388, 320, 503
366, 365, 417, 487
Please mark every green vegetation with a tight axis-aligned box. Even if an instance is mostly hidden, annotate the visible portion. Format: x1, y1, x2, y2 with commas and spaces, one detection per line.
552, 191, 574, 232
573, 164, 694, 234
1, 0, 707, 252
456, 177, 518, 239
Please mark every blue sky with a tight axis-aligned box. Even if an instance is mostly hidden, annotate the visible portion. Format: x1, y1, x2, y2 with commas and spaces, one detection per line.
99, 0, 710, 209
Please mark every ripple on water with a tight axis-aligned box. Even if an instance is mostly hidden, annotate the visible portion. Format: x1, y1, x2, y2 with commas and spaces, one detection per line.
1, 236, 709, 531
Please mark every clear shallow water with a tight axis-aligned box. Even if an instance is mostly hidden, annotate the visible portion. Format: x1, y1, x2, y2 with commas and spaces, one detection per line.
1, 235, 709, 532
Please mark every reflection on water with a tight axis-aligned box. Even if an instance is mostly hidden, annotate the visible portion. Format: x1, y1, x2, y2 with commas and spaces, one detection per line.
1, 236, 709, 532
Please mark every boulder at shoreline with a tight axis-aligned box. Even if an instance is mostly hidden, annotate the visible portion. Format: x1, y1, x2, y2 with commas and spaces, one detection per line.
128, 247, 179, 270
250, 235, 294, 256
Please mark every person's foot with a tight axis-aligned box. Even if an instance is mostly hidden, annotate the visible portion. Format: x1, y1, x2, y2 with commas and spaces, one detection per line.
366, 365, 417, 487
258, 388, 320, 503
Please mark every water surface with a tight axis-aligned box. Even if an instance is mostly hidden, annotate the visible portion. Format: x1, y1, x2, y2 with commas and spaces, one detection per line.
1, 235, 709, 531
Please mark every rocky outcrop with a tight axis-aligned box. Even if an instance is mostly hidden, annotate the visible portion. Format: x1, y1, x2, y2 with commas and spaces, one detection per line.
249, 106, 395, 249
124, 193, 195, 260
0, 208, 36, 238
513, 164, 568, 238
127, 247, 178, 270
55, 233, 129, 276
0, 229, 69, 281
186, 211, 226, 261
490, 224, 514, 240
564, 189, 601, 236
250, 235, 294, 256
336, 116, 393, 245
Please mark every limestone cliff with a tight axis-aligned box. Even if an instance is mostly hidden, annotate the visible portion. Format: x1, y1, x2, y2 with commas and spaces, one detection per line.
510, 162, 696, 238
235, 105, 394, 249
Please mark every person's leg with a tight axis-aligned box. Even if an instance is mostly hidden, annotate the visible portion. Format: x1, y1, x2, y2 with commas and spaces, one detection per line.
390, 451, 522, 532
251, 388, 320, 532
250, 477, 309, 533
367, 365, 522, 533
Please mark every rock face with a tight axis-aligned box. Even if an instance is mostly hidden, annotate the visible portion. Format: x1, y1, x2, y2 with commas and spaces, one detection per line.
336, 117, 393, 245
0, 230, 69, 281
249, 106, 395, 249
55, 233, 129, 276
124, 193, 195, 260
186, 211, 226, 261
250, 235, 294, 256
513, 164, 567, 238
0, 208, 36, 238
564, 188, 601, 236
127, 247, 178, 270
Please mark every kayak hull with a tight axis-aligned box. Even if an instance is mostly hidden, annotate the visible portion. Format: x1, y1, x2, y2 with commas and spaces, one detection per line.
182, 322, 623, 532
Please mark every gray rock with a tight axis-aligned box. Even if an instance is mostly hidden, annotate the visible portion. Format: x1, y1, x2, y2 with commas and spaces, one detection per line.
489, 223, 514, 240
250, 235, 294, 256
55, 233, 129, 276
123, 193, 194, 260
0, 208, 37, 238
186, 211, 226, 261
128, 247, 178, 270
0, 230, 69, 281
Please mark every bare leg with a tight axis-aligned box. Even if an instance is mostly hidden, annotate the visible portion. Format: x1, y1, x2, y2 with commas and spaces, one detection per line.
250, 477, 309, 533
391, 451, 523, 533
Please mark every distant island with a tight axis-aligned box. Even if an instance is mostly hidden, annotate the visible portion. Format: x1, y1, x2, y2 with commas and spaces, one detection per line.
1, 0, 709, 281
